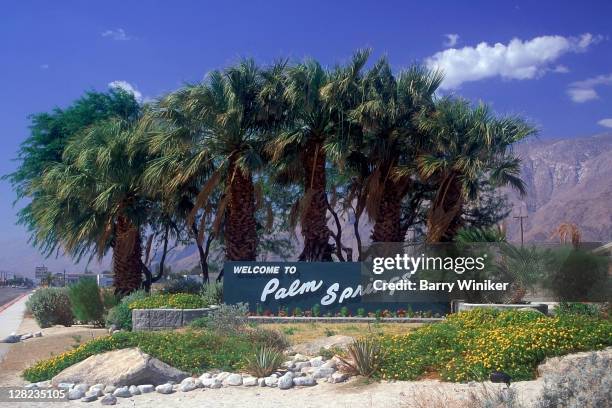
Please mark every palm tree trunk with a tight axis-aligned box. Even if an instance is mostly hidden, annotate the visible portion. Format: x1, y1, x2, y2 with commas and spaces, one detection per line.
299, 141, 333, 261
112, 215, 143, 296
426, 173, 464, 243
225, 161, 258, 261
371, 179, 404, 242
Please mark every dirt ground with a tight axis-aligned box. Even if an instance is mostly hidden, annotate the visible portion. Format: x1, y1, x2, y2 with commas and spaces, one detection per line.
261, 322, 423, 344
0, 316, 108, 386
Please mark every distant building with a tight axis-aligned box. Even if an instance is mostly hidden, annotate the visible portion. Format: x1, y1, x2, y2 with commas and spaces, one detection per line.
96, 272, 113, 288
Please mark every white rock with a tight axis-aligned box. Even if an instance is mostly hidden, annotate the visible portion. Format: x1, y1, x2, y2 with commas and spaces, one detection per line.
57, 382, 75, 391
215, 372, 231, 381
137, 384, 155, 393
36, 380, 52, 388
242, 376, 257, 386
128, 385, 141, 395
282, 360, 295, 369
293, 376, 316, 386
81, 393, 98, 402
312, 367, 336, 379
329, 372, 349, 383
87, 387, 104, 397
112, 386, 131, 398
264, 376, 278, 387
321, 360, 337, 369
292, 354, 309, 362
257, 378, 266, 387
209, 381, 222, 389
68, 388, 85, 400
100, 394, 117, 405
200, 373, 211, 379
20, 333, 33, 340
179, 378, 198, 392
74, 383, 89, 393
24, 383, 38, 389
201, 378, 222, 388
301, 366, 316, 374
155, 383, 174, 394
310, 359, 324, 368
34, 331, 43, 337
103, 385, 116, 394
224, 374, 243, 386
295, 361, 311, 370
278, 374, 293, 390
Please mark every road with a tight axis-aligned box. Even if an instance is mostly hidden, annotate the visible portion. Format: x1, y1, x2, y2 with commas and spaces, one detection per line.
0, 287, 30, 309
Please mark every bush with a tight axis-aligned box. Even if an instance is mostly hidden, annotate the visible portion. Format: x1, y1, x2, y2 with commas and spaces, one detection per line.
554, 302, 601, 318
26, 288, 74, 328
67, 277, 104, 326
160, 277, 202, 295
105, 290, 147, 330
536, 351, 611, 408
245, 327, 289, 350
128, 293, 210, 310
379, 308, 612, 382
338, 337, 384, 377
206, 303, 248, 334
100, 288, 119, 311
23, 329, 257, 382
244, 347, 284, 377
201, 282, 223, 305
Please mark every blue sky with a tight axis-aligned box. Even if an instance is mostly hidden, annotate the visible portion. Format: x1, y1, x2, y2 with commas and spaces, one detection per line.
0, 0, 611, 273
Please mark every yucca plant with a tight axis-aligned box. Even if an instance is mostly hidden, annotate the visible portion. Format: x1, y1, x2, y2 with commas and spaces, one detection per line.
337, 337, 384, 377
244, 346, 284, 377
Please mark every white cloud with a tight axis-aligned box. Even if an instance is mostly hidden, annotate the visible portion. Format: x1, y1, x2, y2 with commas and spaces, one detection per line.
101, 28, 132, 41
426, 33, 601, 90
108, 80, 142, 101
567, 73, 612, 103
443, 34, 460, 47
597, 118, 612, 128
552, 65, 569, 73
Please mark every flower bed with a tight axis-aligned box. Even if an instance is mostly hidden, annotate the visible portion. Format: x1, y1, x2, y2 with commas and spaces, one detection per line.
378, 308, 612, 382
128, 293, 210, 310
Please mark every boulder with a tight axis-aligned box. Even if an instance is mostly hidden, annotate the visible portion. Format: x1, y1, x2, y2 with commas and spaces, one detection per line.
155, 383, 174, 394
294, 361, 311, 370
278, 374, 293, 390
215, 372, 231, 381
289, 335, 354, 356
179, 377, 198, 392
51, 348, 188, 387
137, 384, 155, 393
224, 374, 243, 386
1, 334, 20, 343
103, 385, 116, 394
264, 376, 278, 387
74, 383, 89, 393
100, 394, 117, 405
81, 393, 98, 402
312, 367, 335, 379
201, 378, 222, 388
128, 385, 141, 395
329, 372, 349, 383
293, 376, 316, 386
199, 373, 211, 379
57, 382, 75, 391
67, 388, 85, 400
257, 378, 266, 387
242, 376, 257, 386
112, 386, 131, 398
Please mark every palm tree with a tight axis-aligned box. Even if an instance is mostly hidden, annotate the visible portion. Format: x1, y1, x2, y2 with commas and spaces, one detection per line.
143, 60, 278, 261
417, 98, 536, 243
267, 51, 370, 260
29, 118, 150, 295
350, 60, 442, 242
551, 223, 582, 248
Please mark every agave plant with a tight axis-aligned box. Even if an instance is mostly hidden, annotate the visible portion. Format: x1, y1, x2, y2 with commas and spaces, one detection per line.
245, 346, 284, 378
337, 337, 384, 377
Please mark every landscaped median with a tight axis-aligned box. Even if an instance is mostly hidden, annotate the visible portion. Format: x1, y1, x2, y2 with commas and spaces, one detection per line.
23, 308, 612, 388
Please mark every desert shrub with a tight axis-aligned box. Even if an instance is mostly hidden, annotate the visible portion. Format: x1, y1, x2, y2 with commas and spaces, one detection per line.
245, 327, 289, 350
105, 290, 147, 330
189, 316, 209, 329
67, 277, 104, 326
128, 293, 209, 310
100, 288, 119, 311
201, 282, 223, 305
26, 288, 74, 328
22, 329, 256, 383
536, 351, 611, 408
206, 303, 249, 334
318, 346, 344, 360
554, 302, 601, 318
244, 347, 284, 377
160, 277, 202, 295
378, 308, 612, 382
338, 337, 384, 377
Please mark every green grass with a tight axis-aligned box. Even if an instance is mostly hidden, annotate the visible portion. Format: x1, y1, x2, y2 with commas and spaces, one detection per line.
22, 330, 256, 383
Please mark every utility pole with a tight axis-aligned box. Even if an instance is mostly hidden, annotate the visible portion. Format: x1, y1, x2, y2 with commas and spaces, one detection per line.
513, 214, 528, 247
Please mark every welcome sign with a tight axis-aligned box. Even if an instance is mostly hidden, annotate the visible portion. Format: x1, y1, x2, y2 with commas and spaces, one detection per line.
223, 262, 449, 314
